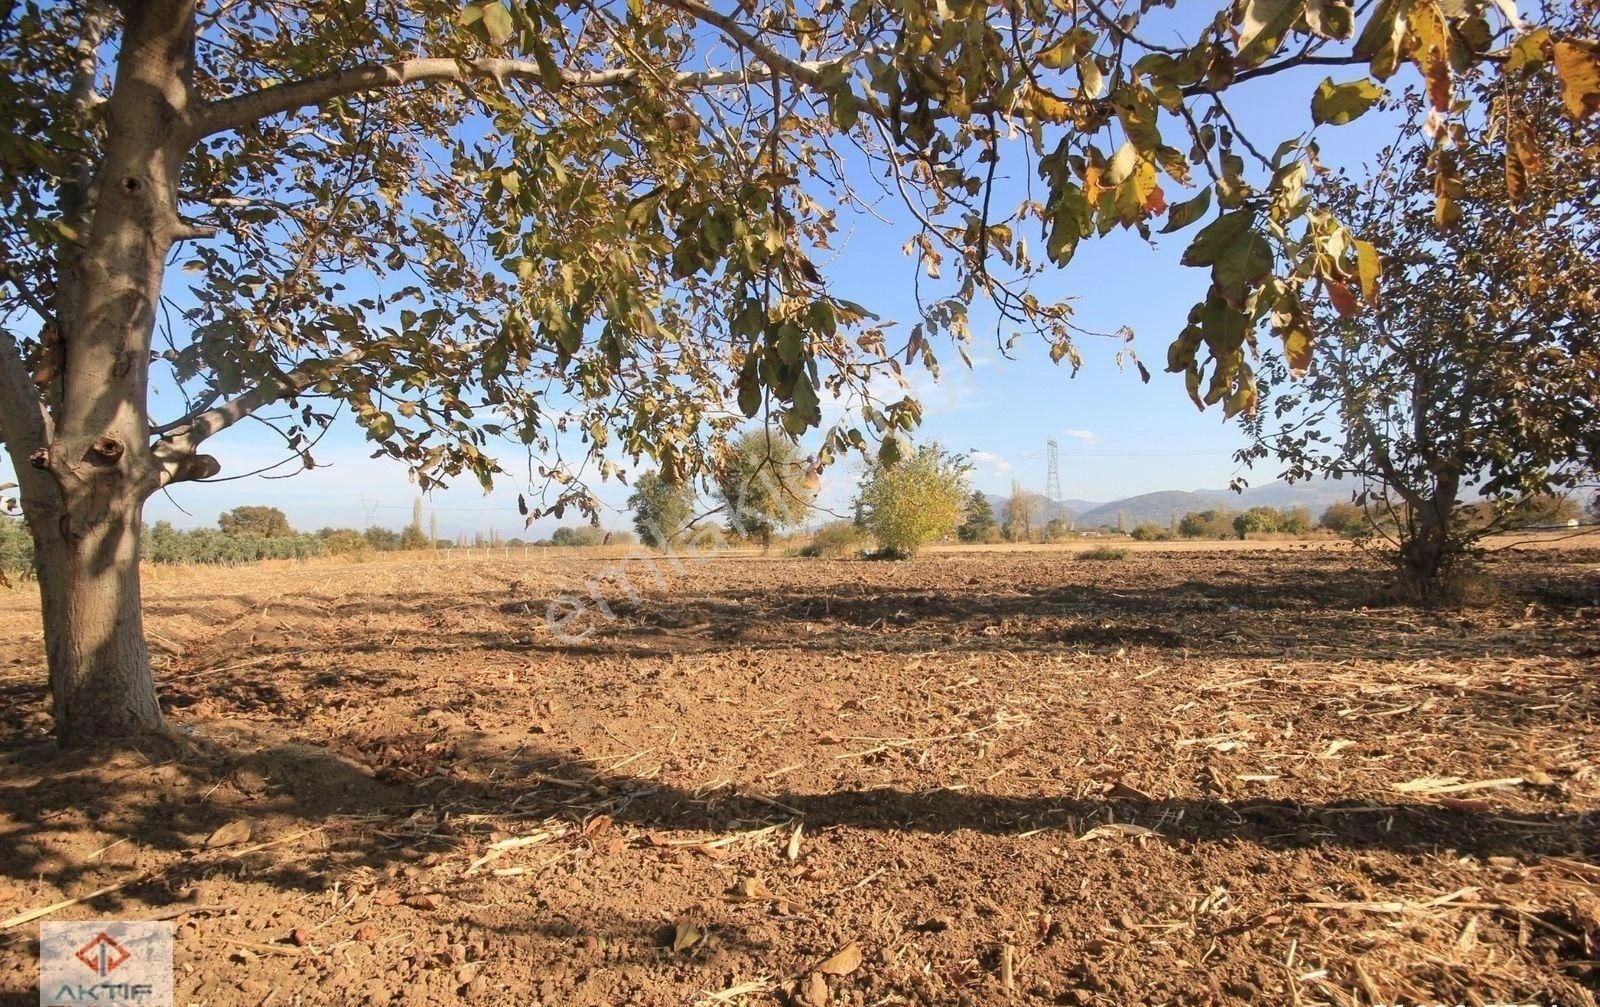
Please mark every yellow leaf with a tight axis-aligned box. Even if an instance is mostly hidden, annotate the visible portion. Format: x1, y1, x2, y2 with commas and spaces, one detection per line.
1354, 239, 1380, 302
671, 921, 701, 953
205, 819, 253, 849
1505, 28, 1551, 73
1024, 85, 1072, 124
1504, 117, 1540, 204
1433, 154, 1464, 228
1407, 2, 1452, 112
816, 942, 862, 975
1553, 39, 1600, 119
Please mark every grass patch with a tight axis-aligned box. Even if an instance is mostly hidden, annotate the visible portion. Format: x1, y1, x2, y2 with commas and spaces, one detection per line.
1079, 545, 1129, 561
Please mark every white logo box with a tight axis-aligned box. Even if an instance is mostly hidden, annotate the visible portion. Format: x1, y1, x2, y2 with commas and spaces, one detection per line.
39, 921, 174, 1007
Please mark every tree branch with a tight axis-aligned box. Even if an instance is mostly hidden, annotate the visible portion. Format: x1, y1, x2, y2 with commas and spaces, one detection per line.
0, 328, 52, 455
149, 349, 364, 485
1181, 53, 1369, 98
192, 49, 849, 139
655, 0, 827, 87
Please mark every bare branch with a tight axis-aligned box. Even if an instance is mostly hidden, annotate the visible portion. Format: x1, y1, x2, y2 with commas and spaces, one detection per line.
150, 348, 365, 485
655, 0, 827, 87
192, 50, 851, 139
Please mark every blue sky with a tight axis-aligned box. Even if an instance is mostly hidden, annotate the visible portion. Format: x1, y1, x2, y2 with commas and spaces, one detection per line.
155, 69, 1402, 540
6, 9, 1424, 541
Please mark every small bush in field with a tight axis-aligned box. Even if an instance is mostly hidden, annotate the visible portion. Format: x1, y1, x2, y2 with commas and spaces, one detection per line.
1080, 545, 1128, 561
798, 521, 870, 558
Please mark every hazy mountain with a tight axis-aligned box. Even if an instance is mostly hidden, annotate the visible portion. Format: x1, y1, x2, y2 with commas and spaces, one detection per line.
978, 476, 1356, 530
981, 494, 1100, 524
1075, 491, 1220, 529
1227, 474, 1356, 510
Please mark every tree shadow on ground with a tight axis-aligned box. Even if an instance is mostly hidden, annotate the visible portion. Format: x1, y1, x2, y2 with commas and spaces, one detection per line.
1, 548, 1596, 997
0, 726, 1593, 918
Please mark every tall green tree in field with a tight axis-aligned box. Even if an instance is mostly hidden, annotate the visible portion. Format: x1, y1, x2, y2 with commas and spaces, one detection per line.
857, 443, 970, 556
628, 470, 698, 549
0, 0, 1593, 742
957, 490, 995, 543
217, 505, 291, 537
1245, 46, 1600, 593
715, 430, 816, 550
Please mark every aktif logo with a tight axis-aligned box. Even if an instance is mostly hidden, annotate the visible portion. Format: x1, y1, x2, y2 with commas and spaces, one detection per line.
73, 932, 131, 977
40, 921, 173, 1007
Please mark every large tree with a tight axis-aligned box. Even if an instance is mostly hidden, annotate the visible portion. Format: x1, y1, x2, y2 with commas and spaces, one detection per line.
0, 0, 1592, 742
217, 504, 291, 537
713, 428, 816, 550
856, 442, 969, 557
627, 470, 697, 548
1244, 57, 1600, 592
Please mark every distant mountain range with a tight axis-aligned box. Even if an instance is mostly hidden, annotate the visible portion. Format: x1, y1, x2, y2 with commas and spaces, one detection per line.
983, 475, 1356, 529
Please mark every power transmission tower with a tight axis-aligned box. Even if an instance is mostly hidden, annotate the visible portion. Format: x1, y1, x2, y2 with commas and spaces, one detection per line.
1045, 437, 1063, 504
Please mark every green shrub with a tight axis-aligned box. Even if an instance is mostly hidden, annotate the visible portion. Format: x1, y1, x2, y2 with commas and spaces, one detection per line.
1, 518, 33, 580
798, 520, 870, 558
1177, 509, 1235, 539
1319, 502, 1370, 539
1080, 545, 1128, 561
856, 443, 970, 558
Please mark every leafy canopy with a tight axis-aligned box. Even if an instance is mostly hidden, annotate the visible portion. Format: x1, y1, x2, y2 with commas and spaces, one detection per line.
217, 505, 292, 537
957, 489, 996, 543
857, 443, 970, 556
714, 429, 817, 545
0, 0, 1594, 518
628, 470, 699, 548
1244, 53, 1599, 578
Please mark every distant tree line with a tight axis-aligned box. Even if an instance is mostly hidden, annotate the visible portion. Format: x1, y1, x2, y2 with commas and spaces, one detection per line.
3, 500, 636, 577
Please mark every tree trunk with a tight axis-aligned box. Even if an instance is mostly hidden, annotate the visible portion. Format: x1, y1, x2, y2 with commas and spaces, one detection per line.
0, 0, 199, 745
1399, 476, 1460, 599
27, 488, 163, 745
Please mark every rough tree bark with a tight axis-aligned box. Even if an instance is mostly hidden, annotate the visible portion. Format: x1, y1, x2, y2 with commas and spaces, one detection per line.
0, 0, 201, 745
1398, 472, 1461, 599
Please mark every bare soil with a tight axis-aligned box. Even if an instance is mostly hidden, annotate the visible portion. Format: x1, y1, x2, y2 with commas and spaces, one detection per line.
1, 547, 1597, 1007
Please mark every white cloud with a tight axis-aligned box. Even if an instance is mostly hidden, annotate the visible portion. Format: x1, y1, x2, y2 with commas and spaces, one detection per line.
820, 364, 989, 432
970, 450, 1012, 475
1062, 429, 1097, 445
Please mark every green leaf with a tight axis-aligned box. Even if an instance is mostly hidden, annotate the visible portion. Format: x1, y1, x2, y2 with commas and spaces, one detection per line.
1305, 0, 1355, 40
1352, 0, 1413, 81
878, 435, 904, 466
737, 360, 761, 417
791, 372, 820, 424
1161, 187, 1211, 234
1045, 183, 1091, 266
829, 88, 860, 130
1182, 211, 1272, 307
776, 323, 803, 365
1311, 77, 1385, 125
1505, 28, 1551, 73
1179, 210, 1251, 268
